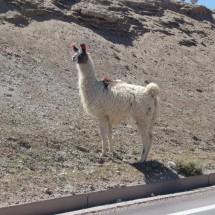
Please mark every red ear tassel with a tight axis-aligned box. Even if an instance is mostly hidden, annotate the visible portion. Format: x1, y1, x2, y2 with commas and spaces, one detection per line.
80, 43, 86, 51
80, 45, 86, 49
103, 76, 111, 81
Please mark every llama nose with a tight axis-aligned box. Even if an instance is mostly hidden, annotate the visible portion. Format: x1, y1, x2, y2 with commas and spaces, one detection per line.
72, 53, 78, 62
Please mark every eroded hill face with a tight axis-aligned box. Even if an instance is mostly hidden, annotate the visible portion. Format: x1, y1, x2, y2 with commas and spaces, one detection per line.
0, 0, 215, 206
1, 0, 214, 34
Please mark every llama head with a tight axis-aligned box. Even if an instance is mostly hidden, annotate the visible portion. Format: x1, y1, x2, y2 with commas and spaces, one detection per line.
71, 43, 88, 64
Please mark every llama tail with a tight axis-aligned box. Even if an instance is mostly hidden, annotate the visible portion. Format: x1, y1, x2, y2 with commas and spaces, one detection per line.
145, 82, 160, 97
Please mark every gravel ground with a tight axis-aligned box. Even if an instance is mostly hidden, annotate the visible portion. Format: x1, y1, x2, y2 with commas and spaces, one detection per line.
0, 0, 215, 207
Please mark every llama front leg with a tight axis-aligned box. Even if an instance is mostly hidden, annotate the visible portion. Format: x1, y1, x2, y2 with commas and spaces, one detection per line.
98, 117, 109, 156
137, 123, 152, 162
141, 131, 152, 162
108, 122, 113, 153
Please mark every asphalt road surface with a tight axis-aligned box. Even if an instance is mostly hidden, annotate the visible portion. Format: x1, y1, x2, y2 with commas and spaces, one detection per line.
108, 187, 215, 215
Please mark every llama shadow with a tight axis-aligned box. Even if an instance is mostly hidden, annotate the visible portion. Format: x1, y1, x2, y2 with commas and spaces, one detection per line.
109, 153, 180, 184
130, 160, 180, 184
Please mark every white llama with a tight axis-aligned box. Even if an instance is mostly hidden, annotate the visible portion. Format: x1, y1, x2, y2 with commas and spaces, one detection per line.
72, 43, 160, 162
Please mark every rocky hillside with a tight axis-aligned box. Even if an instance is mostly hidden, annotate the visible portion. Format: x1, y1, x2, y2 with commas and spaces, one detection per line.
0, 0, 215, 206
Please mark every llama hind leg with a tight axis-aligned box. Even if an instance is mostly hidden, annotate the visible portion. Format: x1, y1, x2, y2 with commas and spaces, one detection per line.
98, 117, 109, 156
108, 122, 113, 153
137, 123, 152, 162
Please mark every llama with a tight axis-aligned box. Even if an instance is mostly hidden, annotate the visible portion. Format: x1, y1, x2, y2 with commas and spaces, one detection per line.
71, 43, 160, 162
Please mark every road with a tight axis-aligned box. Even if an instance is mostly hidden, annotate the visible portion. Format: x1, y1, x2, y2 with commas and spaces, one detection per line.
108, 187, 215, 215
60, 187, 215, 215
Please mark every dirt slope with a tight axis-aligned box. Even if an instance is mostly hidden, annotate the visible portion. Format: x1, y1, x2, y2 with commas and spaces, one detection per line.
0, 0, 215, 206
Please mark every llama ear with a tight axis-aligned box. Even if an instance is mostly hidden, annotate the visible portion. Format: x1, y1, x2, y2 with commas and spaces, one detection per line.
80, 43, 86, 52
70, 44, 79, 52
71, 44, 80, 62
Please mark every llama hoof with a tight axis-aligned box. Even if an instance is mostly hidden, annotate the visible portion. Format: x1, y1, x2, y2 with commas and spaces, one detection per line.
109, 152, 115, 159
140, 160, 146, 163
140, 158, 147, 163
101, 152, 107, 157
109, 150, 114, 157
113, 152, 123, 160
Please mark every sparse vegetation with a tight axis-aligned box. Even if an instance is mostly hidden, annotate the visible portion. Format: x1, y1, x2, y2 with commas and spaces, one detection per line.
174, 158, 203, 176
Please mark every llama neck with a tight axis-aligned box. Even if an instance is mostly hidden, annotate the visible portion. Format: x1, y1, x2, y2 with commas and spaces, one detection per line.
77, 56, 99, 104
77, 56, 98, 81
77, 56, 100, 113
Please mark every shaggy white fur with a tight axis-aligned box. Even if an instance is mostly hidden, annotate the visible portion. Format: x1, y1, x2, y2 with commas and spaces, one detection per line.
73, 44, 160, 162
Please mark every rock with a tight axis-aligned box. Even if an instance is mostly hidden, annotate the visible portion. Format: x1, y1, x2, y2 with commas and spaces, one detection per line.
4, 93, 12, 97
8, 87, 14, 91
116, 198, 122, 203
55, 151, 66, 162
191, 0, 198, 5
1, 11, 28, 25
179, 39, 198, 46
121, 0, 159, 16
192, 135, 201, 141
79, 8, 118, 23
43, 188, 52, 195
63, 161, 73, 168
196, 88, 203, 93
17, 139, 31, 149
167, 161, 178, 171
180, 4, 213, 21
52, 0, 71, 9
89, 185, 95, 191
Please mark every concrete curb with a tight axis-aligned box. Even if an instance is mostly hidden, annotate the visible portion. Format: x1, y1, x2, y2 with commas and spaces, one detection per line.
209, 173, 215, 185
1, 173, 215, 215
62, 185, 215, 215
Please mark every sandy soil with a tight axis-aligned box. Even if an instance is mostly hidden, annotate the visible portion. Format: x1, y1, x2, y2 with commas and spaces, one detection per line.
0, 0, 215, 206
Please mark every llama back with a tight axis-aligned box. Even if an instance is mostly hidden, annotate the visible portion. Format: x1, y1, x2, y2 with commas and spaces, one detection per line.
99, 82, 159, 124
